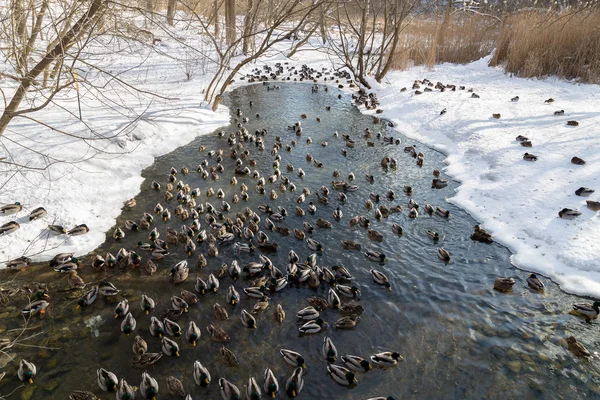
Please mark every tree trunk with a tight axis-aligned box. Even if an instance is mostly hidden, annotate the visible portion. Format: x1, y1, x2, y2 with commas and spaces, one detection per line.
214, 0, 220, 37
225, 0, 236, 46
356, 4, 368, 82
145, 0, 154, 27
0, 0, 105, 137
167, 0, 176, 25
242, 0, 253, 54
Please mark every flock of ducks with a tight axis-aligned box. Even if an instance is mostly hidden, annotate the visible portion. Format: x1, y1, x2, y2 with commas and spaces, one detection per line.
2, 65, 599, 399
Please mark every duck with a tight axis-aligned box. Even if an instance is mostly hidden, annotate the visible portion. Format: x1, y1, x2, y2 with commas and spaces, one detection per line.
523, 153, 537, 161
342, 240, 361, 250
246, 377, 262, 400
567, 336, 591, 359
171, 296, 189, 312
140, 294, 156, 314
241, 309, 257, 328
47, 224, 67, 234
432, 179, 448, 189
180, 289, 199, 305
328, 288, 341, 309
149, 317, 165, 337
571, 301, 600, 321
120, 312, 136, 336
299, 317, 328, 334
132, 352, 163, 369
436, 207, 450, 218
408, 207, 418, 218
220, 345, 239, 366
575, 187, 595, 196
97, 368, 117, 392
251, 296, 269, 314
213, 303, 229, 320
170, 260, 189, 283
335, 315, 360, 329
322, 336, 338, 362
526, 273, 545, 292
207, 324, 230, 342
164, 318, 182, 337
28, 207, 47, 221
371, 351, 403, 367
77, 286, 99, 308
0, 202, 22, 215
493, 277, 516, 292
67, 271, 86, 289
586, 200, 600, 211
365, 250, 386, 262
117, 379, 135, 400
193, 360, 211, 387
571, 156, 586, 165
285, 367, 304, 398
437, 248, 450, 262
558, 208, 581, 219
370, 269, 391, 290
297, 306, 320, 321
161, 336, 180, 357
471, 225, 492, 243
280, 349, 306, 368
219, 378, 240, 400
18, 359, 37, 384
0, 221, 20, 235
264, 368, 279, 398
166, 376, 186, 398
342, 354, 372, 372
328, 364, 358, 386
368, 229, 383, 241
21, 299, 49, 316
140, 372, 159, 399
307, 238, 323, 251
336, 284, 360, 299
133, 335, 147, 355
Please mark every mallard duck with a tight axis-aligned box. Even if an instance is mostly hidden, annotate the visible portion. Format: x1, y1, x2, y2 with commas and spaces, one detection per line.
67, 271, 86, 289
436, 207, 450, 218
97, 368, 117, 391
245, 377, 262, 399
48, 224, 67, 235
571, 301, 600, 321
193, 360, 211, 387
336, 284, 360, 299
117, 379, 135, 400
586, 200, 600, 211
342, 354, 371, 372
471, 225, 492, 243
161, 336, 180, 357
370, 269, 391, 290
140, 294, 156, 314
408, 207, 418, 218
77, 286, 99, 308
164, 318, 182, 336
149, 317, 165, 337
68, 391, 99, 400
328, 364, 357, 386
180, 290, 198, 305
299, 317, 327, 334
317, 218, 332, 229
432, 179, 448, 189
140, 372, 159, 399
27, 206, 47, 221
275, 303, 286, 322
371, 351, 403, 367
240, 309, 257, 328
280, 349, 306, 368
219, 378, 240, 400
296, 306, 320, 321
437, 248, 450, 262
67, 223, 90, 236
132, 352, 162, 369
263, 368, 279, 398
21, 299, 49, 316
307, 238, 323, 251
0, 202, 22, 215
220, 345, 239, 366
391, 224, 403, 236
207, 324, 230, 342
571, 156, 586, 165
365, 250, 386, 262
336, 315, 360, 329
120, 312, 136, 335
285, 367, 304, 398
527, 273, 545, 292
167, 376, 186, 397
0, 221, 20, 235
322, 336, 338, 362
567, 336, 591, 359
523, 152, 537, 161
494, 277, 516, 292
18, 359, 37, 384
250, 296, 269, 314
575, 187, 595, 196
170, 260, 189, 283
558, 208, 581, 219
171, 296, 189, 312
133, 335, 147, 355
368, 229, 383, 241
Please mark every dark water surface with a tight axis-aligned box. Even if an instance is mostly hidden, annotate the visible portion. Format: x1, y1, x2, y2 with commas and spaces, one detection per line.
1, 83, 600, 399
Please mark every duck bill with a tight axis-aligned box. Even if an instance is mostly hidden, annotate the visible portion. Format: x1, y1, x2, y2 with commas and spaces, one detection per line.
146, 310, 149, 315
175, 351, 180, 357
192, 341, 197, 346
114, 314, 119, 319
272, 393, 276, 398
28, 378, 33, 384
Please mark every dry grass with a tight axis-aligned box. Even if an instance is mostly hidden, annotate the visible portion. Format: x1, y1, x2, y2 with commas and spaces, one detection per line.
392, 14, 498, 70
489, 10, 600, 83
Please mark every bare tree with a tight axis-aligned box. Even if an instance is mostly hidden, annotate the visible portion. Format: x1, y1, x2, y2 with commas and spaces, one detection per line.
328, 0, 418, 87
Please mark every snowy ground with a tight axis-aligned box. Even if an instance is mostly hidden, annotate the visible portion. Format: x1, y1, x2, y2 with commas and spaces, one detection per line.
1, 31, 599, 298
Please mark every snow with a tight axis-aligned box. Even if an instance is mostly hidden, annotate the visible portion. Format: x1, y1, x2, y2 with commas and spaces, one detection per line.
1, 28, 599, 298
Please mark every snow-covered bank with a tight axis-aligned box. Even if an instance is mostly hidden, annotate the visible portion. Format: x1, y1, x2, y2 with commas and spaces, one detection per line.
368, 57, 600, 297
